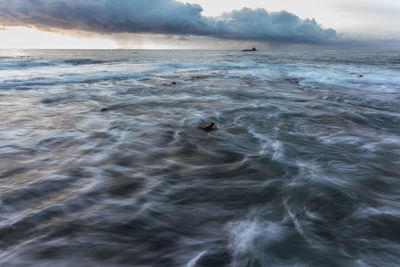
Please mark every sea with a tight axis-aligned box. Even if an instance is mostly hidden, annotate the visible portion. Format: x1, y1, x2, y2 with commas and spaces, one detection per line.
0, 49, 399, 266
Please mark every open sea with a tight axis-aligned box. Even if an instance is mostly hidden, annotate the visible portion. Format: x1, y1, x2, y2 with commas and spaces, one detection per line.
0, 49, 400, 266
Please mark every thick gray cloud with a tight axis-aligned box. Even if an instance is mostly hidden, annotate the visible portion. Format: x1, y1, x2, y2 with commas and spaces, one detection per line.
0, 0, 338, 44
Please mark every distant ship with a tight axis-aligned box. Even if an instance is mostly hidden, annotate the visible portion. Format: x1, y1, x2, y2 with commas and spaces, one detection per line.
242, 47, 257, 52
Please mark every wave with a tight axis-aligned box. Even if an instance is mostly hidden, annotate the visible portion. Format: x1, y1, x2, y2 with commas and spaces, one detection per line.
61, 59, 108, 66
0, 58, 111, 71
1, 58, 398, 95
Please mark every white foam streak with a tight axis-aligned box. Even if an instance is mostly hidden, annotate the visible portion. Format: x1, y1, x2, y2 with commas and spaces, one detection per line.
187, 250, 207, 267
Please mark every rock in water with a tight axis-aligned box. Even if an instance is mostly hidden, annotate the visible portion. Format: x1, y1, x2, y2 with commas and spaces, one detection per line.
242, 47, 257, 52
199, 122, 217, 132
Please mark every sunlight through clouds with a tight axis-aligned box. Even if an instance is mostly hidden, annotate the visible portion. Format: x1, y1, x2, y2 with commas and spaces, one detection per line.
0, 27, 118, 49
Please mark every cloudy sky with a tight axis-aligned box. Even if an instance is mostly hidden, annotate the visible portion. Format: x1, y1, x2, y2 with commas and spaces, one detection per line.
0, 0, 399, 49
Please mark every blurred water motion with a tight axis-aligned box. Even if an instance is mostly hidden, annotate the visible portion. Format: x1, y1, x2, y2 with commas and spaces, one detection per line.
0, 49, 400, 266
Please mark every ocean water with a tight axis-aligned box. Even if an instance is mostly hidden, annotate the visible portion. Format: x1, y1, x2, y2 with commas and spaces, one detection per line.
0, 49, 400, 266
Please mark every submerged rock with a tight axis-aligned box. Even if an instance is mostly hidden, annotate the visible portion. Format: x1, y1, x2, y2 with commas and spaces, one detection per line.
161, 81, 177, 86
199, 121, 218, 132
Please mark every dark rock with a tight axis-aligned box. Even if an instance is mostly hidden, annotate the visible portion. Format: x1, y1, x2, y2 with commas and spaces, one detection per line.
242, 47, 257, 52
199, 121, 218, 132
190, 76, 204, 80
285, 78, 301, 85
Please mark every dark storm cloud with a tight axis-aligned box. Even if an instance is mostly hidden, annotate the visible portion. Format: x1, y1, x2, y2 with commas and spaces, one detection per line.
0, 0, 339, 44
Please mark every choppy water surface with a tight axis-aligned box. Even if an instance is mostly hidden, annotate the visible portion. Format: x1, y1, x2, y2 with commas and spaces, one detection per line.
1, 49, 400, 266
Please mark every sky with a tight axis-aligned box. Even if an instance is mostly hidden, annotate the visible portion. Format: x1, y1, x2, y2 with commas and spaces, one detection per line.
0, 0, 399, 49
